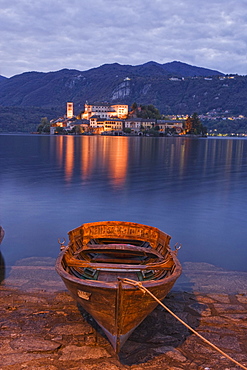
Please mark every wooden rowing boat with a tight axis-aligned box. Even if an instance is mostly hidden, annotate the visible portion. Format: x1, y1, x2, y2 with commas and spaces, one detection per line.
0, 226, 4, 244
55, 221, 182, 353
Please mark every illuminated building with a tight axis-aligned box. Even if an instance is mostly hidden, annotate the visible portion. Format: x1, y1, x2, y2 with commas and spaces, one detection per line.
67, 102, 74, 119
156, 120, 184, 134
82, 102, 128, 120
89, 116, 123, 134
124, 118, 155, 133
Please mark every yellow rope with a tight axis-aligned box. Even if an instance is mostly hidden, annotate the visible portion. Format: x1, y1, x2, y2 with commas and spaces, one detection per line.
121, 278, 247, 370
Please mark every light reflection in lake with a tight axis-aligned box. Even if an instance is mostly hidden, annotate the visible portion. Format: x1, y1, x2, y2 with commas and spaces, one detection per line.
0, 134, 246, 271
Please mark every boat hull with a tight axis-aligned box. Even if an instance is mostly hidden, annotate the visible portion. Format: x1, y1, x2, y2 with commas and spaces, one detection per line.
0, 227, 4, 244
56, 221, 182, 352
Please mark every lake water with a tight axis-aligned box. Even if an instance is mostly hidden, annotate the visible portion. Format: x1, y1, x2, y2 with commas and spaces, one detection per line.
0, 134, 246, 272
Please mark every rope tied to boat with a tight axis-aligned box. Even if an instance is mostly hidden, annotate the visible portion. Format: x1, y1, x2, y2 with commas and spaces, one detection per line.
120, 278, 247, 370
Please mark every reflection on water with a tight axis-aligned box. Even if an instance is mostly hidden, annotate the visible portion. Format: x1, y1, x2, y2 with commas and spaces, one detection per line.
0, 135, 246, 271
64, 136, 74, 183
48, 136, 247, 189
51, 136, 129, 188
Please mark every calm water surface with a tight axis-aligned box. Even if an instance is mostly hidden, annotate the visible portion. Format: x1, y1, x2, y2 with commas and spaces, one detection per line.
0, 134, 246, 271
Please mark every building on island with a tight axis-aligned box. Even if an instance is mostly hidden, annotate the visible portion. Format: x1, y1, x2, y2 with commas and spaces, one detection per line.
156, 120, 184, 134
90, 116, 123, 135
50, 118, 67, 135
49, 101, 185, 135
124, 118, 156, 134
82, 102, 128, 120
67, 102, 74, 119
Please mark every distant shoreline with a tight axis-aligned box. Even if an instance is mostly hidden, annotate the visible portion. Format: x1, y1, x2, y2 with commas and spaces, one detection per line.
1, 132, 247, 139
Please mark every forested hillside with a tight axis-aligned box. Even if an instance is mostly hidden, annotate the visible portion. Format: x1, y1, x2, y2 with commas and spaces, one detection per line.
0, 61, 246, 133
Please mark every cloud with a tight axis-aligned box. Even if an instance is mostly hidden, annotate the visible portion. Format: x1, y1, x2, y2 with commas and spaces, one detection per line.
0, 0, 247, 77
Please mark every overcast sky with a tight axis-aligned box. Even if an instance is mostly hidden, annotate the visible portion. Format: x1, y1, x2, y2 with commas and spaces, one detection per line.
1, 0, 247, 77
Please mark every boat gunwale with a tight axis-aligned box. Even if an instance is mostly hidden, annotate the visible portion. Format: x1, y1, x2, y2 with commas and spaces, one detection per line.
67, 220, 171, 250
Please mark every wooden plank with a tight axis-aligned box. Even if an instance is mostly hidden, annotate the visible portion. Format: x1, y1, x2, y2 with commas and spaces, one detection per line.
64, 253, 174, 270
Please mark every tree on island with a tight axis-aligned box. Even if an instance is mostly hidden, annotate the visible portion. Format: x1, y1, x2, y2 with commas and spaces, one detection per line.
129, 103, 162, 119
185, 113, 207, 135
123, 127, 132, 134
131, 102, 138, 111
73, 125, 84, 134
191, 113, 202, 134
37, 117, 51, 133
184, 116, 193, 133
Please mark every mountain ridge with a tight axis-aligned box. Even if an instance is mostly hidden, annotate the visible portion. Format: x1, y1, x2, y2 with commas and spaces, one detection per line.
0, 60, 224, 80
1, 61, 246, 120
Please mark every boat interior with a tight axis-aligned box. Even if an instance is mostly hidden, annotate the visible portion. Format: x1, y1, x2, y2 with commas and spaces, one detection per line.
64, 237, 174, 283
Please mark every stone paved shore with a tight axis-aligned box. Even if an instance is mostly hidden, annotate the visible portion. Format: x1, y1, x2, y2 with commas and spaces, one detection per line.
0, 258, 247, 370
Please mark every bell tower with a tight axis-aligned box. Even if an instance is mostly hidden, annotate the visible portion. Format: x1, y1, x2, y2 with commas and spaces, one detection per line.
67, 102, 73, 119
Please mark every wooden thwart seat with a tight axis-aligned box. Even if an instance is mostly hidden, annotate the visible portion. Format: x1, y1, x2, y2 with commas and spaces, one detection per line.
65, 253, 174, 271
75, 243, 164, 263
68, 243, 171, 271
